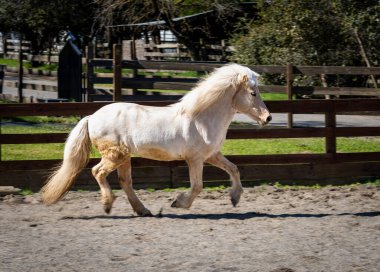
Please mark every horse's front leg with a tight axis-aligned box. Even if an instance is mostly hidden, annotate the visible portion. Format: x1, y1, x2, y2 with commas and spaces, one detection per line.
117, 158, 152, 216
171, 159, 204, 209
206, 152, 243, 207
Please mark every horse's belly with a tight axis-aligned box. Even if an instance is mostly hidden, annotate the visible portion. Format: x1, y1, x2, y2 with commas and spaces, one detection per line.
137, 147, 182, 161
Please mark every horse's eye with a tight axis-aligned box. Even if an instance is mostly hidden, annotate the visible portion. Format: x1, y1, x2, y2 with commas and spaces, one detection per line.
250, 91, 256, 97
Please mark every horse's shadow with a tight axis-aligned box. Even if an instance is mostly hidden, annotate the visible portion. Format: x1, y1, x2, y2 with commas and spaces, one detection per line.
60, 211, 380, 221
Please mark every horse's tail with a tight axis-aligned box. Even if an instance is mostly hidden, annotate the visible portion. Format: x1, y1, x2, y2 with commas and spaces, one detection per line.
41, 116, 92, 204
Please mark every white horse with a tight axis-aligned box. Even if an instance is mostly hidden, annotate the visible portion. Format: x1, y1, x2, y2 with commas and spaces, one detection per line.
41, 64, 271, 216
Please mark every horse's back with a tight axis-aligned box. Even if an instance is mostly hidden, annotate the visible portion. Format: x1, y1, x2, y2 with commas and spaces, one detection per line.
87, 102, 182, 152
89, 102, 169, 128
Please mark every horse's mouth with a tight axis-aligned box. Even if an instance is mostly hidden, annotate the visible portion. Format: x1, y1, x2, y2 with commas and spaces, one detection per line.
258, 114, 272, 126
258, 121, 267, 127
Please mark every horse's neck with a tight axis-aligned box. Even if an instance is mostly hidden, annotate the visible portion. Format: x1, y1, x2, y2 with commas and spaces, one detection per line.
193, 94, 236, 140
197, 99, 235, 126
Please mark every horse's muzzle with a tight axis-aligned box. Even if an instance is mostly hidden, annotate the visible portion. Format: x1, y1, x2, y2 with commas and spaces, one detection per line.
259, 114, 272, 126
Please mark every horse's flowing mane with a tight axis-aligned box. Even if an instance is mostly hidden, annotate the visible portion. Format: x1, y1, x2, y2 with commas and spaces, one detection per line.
177, 64, 258, 117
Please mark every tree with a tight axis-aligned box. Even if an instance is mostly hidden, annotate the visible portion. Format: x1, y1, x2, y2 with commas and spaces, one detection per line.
232, 0, 380, 67
0, 0, 98, 55
95, 0, 250, 60
231, 0, 380, 89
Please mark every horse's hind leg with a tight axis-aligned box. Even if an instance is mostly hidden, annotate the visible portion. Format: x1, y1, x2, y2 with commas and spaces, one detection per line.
92, 146, 127, 214
206, 152, 243, 207
92, 158, 118, 213
117, 158, 152, 216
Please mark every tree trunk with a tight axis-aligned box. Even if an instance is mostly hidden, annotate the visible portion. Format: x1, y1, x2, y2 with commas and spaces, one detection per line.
352, 27, 378, 88
151, 0, 205, 61
320, 74, 331, 99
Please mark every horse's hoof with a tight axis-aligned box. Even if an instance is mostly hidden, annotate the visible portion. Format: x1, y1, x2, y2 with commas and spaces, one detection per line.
171, 199, 191, 209
171, 200, 178, 208
104, 206, 112, 214
171, 193, 190, 208
230, 197, 238, 207
102, 195, 116, 214
134, 207, 153, 217
139, 209, 153, 217
229, 188, 243, 207
230, 194, 242, 207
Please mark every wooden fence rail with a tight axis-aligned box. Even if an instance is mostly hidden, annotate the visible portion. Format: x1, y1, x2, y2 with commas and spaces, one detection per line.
0, 99, 379, 189
88, 59, 380, 98
122, 40, 234, 61
87, 46, 380, 96
2, 39, 61, 63
86, 45, 380, 127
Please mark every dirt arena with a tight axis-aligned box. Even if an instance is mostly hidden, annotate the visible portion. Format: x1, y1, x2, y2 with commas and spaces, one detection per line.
1, 184, 379, 272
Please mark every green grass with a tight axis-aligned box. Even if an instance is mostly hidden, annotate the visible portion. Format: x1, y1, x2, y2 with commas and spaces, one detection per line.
1, 123, 74, 134
1, 116, 380, 160
1, 122, 379, 160
1, 122, 99, 160
272, 179, 380, 189
0, 58, 57, 71
0, 58, 22, 67
222, 138, 325, 155
204, 185, 226, 191
20, 188, 34, 196
261, 93, 287, 100
337, 137, 380, 152
222, 137, 380, 155
34, 63, 58, 71
2, 142, 102, 161
4, 116, 81, 125
2, 143, 65, 160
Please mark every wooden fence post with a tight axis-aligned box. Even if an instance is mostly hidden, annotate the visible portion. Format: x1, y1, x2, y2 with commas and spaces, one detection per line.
0, 124, 1, 161
0, 65, 4, 94
113, 44, 122, 101
18, 38, 23, 103
130, 40, 139, 95
2, 36, 7, 56
325, 101, 337, 160
286, 63, 293, 128
86, 42, 95, 102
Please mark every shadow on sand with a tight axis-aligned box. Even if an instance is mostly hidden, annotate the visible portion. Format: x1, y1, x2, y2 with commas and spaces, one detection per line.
60, 211, 380, 221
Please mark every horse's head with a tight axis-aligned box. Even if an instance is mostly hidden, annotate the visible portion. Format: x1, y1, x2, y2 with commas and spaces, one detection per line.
232, 67, 272, 126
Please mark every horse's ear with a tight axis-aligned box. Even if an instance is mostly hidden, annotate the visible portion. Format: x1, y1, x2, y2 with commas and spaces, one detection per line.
236, 74, 249, 90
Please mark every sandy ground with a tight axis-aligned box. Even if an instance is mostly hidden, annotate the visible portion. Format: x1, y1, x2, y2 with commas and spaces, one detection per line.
1, 185, 379, 272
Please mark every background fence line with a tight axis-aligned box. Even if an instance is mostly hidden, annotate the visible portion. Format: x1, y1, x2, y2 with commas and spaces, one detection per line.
0, 99, 379, 189
86, 45, 380, 127
1, 42, 379, 189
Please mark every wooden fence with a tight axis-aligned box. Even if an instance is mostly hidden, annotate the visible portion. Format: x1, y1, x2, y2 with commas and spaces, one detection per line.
87, 44, 380, 127
1, 39, 61, 63
0, 99, 379, 190
88, 45, 380, 99
122, 39, 233, 61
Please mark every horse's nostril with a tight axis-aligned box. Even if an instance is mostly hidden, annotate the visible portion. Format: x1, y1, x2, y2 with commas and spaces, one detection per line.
266, 115, 272, 123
